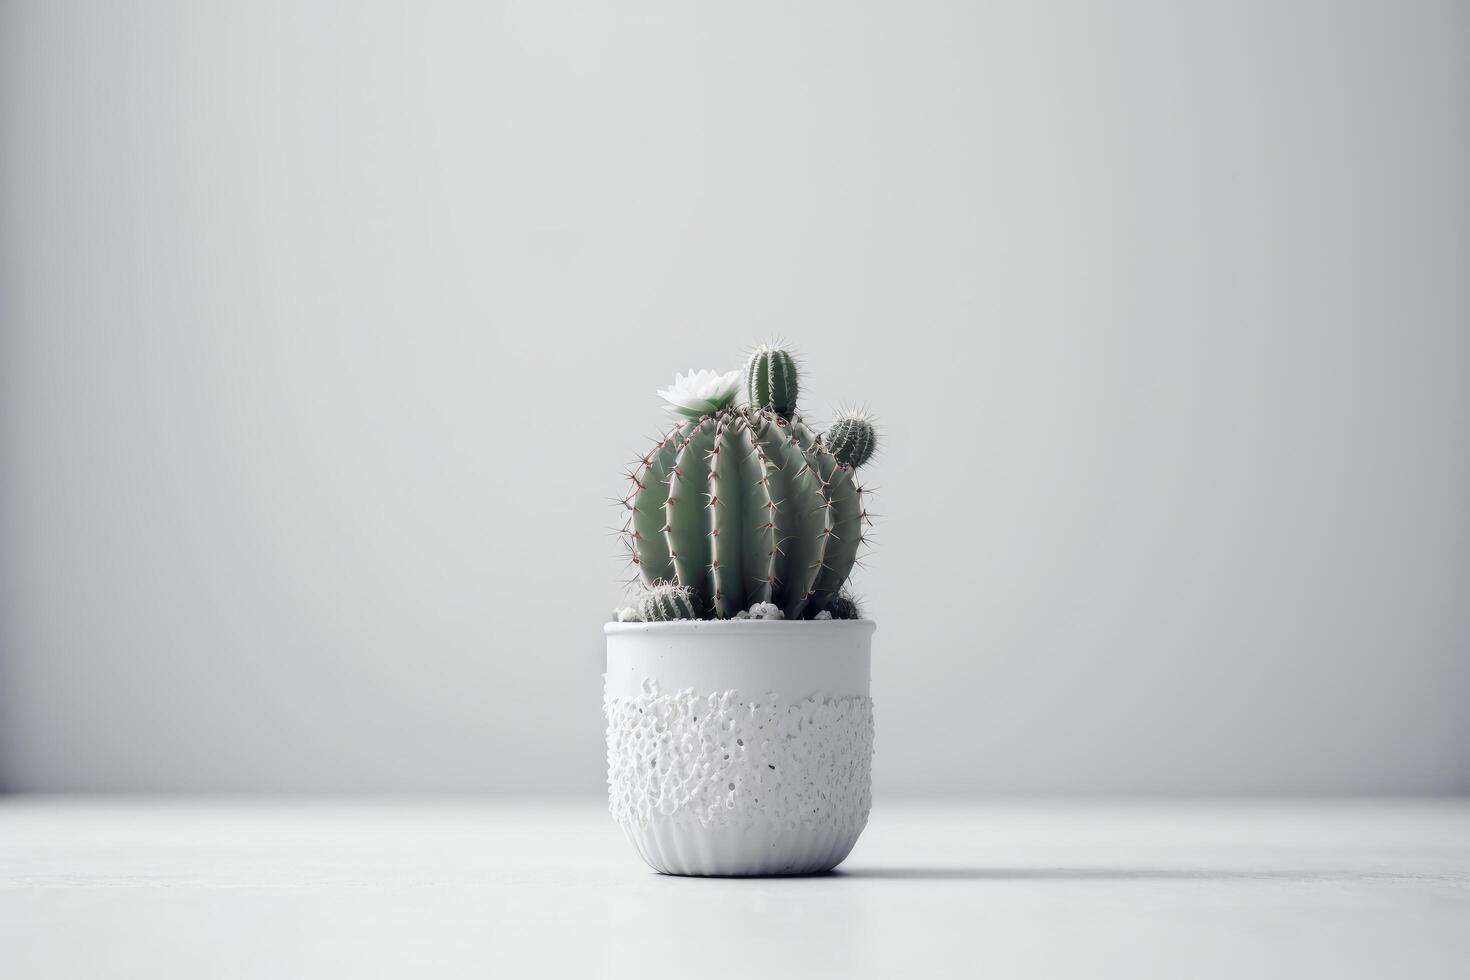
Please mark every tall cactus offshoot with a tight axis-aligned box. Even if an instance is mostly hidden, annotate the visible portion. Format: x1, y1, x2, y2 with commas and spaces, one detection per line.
746, 344, 800, 418
619, 346, 877, 620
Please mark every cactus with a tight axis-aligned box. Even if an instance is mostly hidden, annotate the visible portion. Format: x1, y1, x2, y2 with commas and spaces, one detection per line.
619, 347, 876, 620
746, 344, 800, 417
825, 591, 863, 620
825, 412, 877, 468
638, 582, 699, 621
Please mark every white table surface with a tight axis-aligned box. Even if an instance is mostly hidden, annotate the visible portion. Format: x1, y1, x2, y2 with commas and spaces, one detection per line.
3, 797, 1467, 978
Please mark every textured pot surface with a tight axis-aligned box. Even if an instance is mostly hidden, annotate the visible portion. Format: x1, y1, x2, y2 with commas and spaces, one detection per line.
604, 620, 875, 877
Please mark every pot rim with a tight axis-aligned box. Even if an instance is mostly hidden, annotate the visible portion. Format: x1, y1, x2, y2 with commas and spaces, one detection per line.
604, 619, 876, 636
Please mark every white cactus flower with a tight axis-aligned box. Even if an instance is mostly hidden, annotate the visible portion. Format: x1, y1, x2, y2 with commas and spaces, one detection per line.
657, 368, 742, 419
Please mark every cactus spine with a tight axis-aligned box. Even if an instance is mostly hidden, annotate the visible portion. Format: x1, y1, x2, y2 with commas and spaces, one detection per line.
621, 344, 875, 620
746, 344, 800, 418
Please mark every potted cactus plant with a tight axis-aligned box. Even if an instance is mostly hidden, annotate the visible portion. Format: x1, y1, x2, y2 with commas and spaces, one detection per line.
605, 344, 879, 876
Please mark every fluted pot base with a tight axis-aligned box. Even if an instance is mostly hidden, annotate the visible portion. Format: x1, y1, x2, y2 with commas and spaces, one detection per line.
622, 818, 864, 877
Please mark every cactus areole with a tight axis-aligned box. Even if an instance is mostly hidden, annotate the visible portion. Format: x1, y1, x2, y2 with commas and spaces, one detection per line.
618, 346, 876, 621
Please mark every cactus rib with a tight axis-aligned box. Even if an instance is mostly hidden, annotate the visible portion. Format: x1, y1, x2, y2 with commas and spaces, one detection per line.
628, 421, 693, 584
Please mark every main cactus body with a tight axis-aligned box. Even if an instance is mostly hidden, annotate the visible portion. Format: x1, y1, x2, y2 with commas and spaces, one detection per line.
625, 408, 866, 619
619, 344, 875, 620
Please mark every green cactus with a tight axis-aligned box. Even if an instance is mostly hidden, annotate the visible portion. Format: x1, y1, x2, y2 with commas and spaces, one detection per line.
638, 582, 699, 621
620, 351, 874, 620
825, 412, 877, 468
746, 344, 800, 417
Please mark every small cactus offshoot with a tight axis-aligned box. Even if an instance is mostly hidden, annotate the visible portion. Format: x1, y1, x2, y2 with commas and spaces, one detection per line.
825, 591, 863, 621
825, 412, 877, 468
617, 343, 878, 620
638, 582, 699, 621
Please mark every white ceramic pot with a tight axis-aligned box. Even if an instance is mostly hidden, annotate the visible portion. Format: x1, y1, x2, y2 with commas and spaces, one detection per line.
604, 619, 875, 876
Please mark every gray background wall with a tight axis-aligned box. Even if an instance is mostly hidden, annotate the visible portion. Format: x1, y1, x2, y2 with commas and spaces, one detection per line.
2, 0, 1466, 796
